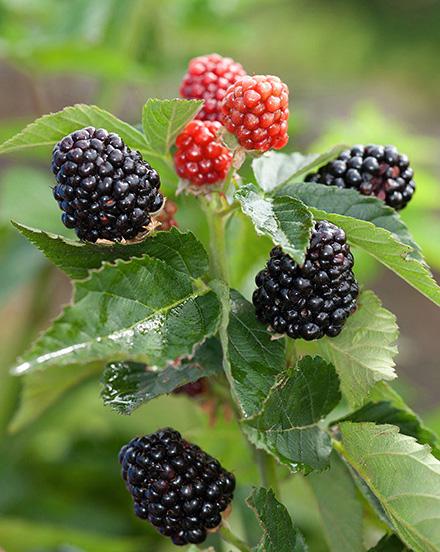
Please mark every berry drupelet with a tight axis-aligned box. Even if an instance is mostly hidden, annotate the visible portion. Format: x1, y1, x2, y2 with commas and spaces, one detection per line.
156, 200, 178, 231
180, 53, 246, 122
174, 120, 232, 186
221, 74, 289, 152
119, 428, 235, 546
51, 127, 164, 242
305, 144, 415, 210
253, 221, 359, 340
173, 378, 209, 398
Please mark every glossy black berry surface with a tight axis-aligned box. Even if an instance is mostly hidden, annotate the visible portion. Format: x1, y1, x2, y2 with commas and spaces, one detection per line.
305, 144, 415, 210
51, 127, 163, 242
253, 220, 359, 340
119, 428, 235, 546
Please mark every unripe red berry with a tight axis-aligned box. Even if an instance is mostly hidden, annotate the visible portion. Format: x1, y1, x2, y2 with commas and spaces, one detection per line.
221, 75, 289, 152
174, 120, 232, 186
180, 53, 246, 122
155, 200, 178, 230
173, 378, 209, 397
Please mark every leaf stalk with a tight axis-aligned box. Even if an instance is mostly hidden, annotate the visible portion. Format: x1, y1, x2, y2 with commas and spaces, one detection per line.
219, 523, 251, 552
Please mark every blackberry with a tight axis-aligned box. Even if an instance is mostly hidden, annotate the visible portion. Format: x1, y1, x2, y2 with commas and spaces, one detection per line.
173, 378, 209, 397
119, 428, 235, 546
51, 127, 164, 242
305, 144, 415, 210
253, 221, 359, 340
156, 200, 178, 231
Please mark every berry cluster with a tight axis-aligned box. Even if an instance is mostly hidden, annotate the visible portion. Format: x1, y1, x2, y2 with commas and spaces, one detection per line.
119, 428, 235, 546
156, 200, 178, 231
180, 53, 246, 122
305, 144, 415, 210
51, 127, 163, 242
221, 74, 289, 151
174, 120, 232, 186
173, 378, 208, 397
253, 221, 359, 340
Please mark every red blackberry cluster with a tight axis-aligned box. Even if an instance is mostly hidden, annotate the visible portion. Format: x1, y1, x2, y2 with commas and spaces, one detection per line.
51, 127, 163, 242
180, 53, 246, 122
119, 428, 235, 546
221, 74, 289, 151
174, 120, 232, 186
305, 144, 415, 210
173, 378, 208, 397
253, 221, 359, 340
156, 200, 178, 230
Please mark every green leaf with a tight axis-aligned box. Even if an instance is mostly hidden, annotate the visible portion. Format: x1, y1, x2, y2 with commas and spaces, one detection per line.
369, 534, 410, 551
247, 487, 308, 552
316, 290, 398, 406
101, 337, 223, 414
235, 184, 313, 264
14, 223, 208, 280
337, 381, 440, 458
252, 146, 346, 193
309, 208, 440, 306
339, 422, 440, 552
246, 356, 341, 471
308, 452, 364, 552
276, 181, 423, 262
0, 104, 152, 156
12, 256, 221, 375
9, 362, 102, 433
252, 152, 322, 194
346, 462, 394, 529
226, 290, 285, 418
142, 98, 203, 155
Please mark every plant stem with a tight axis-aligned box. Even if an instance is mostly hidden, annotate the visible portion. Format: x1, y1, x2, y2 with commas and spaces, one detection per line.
285, 337, 298, 371
202, 196, 282, 500
201, 196, 229, 283
218, 201, 239, 217
219, 523, 251, 552
255, 448, 280, 498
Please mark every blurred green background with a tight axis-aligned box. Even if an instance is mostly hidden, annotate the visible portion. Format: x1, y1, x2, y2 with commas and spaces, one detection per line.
0, 0, 439, 550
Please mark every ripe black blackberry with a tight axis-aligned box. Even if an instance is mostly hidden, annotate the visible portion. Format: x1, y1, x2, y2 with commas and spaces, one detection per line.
305, 144, 415, 210
119, 427, 235, 546
51, 127, 163, 242
253, 220, 359, 340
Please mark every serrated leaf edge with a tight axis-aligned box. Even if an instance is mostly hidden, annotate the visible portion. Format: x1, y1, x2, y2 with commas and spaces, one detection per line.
338, 422, 440, 552
0, 103, 153, 155
12, 221, 208, 281
235, 184, 313, 264
11, 254, 219, 375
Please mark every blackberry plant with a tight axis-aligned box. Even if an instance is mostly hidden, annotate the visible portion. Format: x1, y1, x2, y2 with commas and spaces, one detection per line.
1, 54, 440, 552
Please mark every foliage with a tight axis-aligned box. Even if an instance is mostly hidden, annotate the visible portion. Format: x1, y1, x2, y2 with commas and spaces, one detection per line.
1, 95, 439, 552
0, 6, 440, 548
